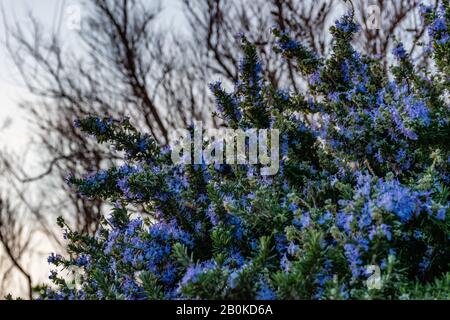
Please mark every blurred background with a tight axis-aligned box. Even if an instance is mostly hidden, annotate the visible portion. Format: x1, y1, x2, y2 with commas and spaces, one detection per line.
0, 0, 434, 298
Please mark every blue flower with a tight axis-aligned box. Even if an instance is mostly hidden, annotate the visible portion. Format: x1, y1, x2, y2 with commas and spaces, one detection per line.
358, 203, 373, 229
274, 233, 288, 253
206, 205, 219, 226
403, 95, 430, 125
344, 243, 363, 277
300, 212, 311, 228
309, 70, 321, 85
95, 118, 108, 134
414, 230, 424, 239
74, 255, 89, 266
49, 270, 58, 280
227, 271, 240, 289
419, 246, 433, 272
317, 211, 332, 225
334, 13, 359, 33
288, 202, 298, 212
437, 206, 447, 220
161, 264, 177, 284
256, 281, 276, 300
181, 261, 215, 286
419, 4, 433, 15
336, 211, 353, 234
47, 253, 63, 264
276, 37, 300, 51
392, 43, 407, 59
137, 138, 148, 152
287, 242, 299, 255
436, 33, 449, 45
430, 18, 447, 36
376, 179, 419, 222
380, 224, 392, 241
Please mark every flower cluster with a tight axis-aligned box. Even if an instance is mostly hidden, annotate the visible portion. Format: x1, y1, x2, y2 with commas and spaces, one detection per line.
41, 6, 449, 300
421, 1, 450, 74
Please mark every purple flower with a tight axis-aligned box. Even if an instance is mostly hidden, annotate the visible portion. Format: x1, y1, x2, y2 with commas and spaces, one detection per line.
392, 43, 407, 59
137, 138, 148, 152
430, 18, 447, 36
334, 13, 359, 33
337, 211, 353, 234
288, 202, 298, 213
298, 212, 311, 229
380, 224, 392, 241
49, 270, 58, 280
375, 149, 384, 164
74, 255, 89, 266
256, 281, 276, 300
403, 96, 430, 125
318, 211, 332, 225
95, 118, 108, 134
48, 253, 63, 264
376, 179, 419, 222
344, 243, 362, 277
280, 254, 291, 272
419, 4, 433, 15
309, 70, 321, 85
436, 33, 449, 45
206, 205, 219, 226
227, 271, 240, 289
287, 242, 299, 255
437, 206, 446, 220
181, 261, 215, 286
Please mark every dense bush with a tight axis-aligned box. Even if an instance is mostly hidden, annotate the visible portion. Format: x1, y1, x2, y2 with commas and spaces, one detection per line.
41, 3, 449, 300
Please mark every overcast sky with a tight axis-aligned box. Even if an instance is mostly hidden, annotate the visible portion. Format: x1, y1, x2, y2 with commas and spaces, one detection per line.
0, 0, 184, 156
0, 0, 60, 154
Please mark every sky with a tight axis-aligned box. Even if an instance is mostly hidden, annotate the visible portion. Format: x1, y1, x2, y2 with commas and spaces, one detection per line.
0, 2, 78, 296
0, 0, 184, 155
0, 0, 59, 154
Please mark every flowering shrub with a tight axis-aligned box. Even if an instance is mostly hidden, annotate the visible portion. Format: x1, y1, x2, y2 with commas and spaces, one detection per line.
42, 4, 449, 300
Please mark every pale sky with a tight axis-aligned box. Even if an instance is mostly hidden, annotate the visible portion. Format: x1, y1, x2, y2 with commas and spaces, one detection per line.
0, 0, 62, 154
0, 0, 184, 155
0, 2, 82, 296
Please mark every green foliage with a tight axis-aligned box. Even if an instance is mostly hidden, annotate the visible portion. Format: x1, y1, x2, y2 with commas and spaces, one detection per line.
40, 6, 449, 300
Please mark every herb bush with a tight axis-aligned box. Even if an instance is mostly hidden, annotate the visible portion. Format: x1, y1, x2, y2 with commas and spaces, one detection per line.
42, 3, 450, 300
